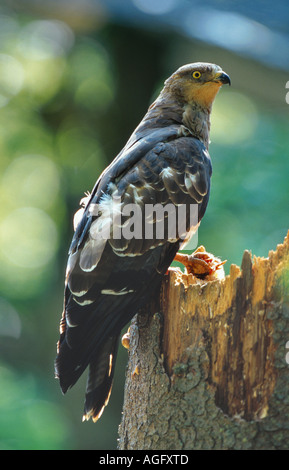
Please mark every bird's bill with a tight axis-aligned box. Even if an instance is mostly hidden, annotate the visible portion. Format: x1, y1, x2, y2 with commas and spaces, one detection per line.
213, 71, 231, 86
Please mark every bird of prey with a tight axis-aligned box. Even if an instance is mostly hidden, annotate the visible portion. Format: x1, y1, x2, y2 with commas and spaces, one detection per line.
55, 62, 231, 422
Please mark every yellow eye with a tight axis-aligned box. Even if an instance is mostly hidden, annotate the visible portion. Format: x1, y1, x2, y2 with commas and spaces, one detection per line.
192, 71, 201, 79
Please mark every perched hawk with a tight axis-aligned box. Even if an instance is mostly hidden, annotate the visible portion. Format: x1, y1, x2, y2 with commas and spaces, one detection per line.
55, 62, 230, 422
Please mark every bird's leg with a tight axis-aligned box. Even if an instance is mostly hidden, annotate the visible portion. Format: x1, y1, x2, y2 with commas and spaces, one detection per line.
174, 246, 226, 279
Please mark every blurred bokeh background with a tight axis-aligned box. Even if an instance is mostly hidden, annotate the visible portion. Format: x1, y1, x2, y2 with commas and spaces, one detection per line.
0, 0, 288, 450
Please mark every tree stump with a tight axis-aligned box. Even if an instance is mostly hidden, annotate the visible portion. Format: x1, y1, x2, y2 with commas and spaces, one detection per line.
118, 232, 289, 450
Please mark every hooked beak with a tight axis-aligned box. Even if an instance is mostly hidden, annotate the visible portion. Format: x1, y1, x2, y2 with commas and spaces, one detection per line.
214, 71, 231, 86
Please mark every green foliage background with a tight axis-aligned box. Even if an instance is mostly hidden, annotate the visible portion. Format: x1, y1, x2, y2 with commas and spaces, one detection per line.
0, 2, 288, 449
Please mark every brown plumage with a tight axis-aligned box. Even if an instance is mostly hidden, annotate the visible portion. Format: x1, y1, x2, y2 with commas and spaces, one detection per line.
55, 62, 230, 422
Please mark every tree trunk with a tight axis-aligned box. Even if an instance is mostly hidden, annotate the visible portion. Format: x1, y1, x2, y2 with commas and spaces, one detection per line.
118, 232, 289, 450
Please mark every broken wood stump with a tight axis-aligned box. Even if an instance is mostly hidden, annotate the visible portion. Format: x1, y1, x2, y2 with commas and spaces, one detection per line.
118, 232, 289, 450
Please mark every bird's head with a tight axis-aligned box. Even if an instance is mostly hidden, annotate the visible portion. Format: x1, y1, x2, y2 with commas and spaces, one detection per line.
164, 62, 231, 109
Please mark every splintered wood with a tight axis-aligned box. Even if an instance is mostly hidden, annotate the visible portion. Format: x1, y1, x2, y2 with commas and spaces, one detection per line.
161, 234, 289, 420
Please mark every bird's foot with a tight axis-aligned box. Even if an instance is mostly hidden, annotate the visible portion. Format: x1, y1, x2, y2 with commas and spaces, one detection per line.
174, 246, 226, 280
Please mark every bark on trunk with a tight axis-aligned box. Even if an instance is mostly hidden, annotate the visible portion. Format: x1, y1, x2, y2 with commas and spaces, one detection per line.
118, 232, 289, 450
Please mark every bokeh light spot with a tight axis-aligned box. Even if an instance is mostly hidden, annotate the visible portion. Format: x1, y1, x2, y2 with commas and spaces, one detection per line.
57, 125, 104, 168
0, 298, 21, 338
0, 207, 58, 269
75, 77, 114, 111
1, 155, 60, 211
22, 56, 66, 103
211, 91, 258, 145
133, 0, 177, 15
17, 20, 74, 60
69, 41, 115, 105
0, 54, 24, 104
